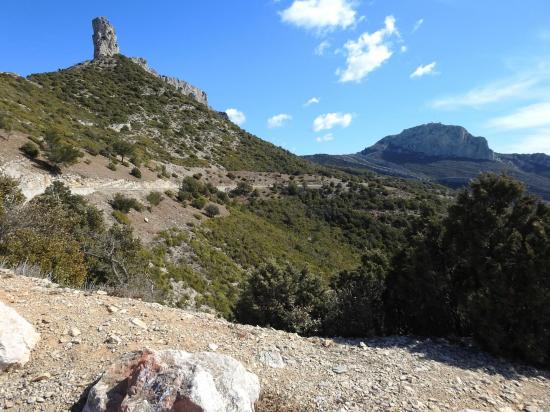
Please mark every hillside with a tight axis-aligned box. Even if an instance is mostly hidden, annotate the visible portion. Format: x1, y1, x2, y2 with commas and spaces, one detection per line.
304, 123, 550, 200
0, 55, 313, 174
2, 270, 549, 411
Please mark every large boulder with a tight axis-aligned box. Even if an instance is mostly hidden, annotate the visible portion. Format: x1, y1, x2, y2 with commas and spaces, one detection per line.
83, 349, 260, 412
0, 301, 40, 371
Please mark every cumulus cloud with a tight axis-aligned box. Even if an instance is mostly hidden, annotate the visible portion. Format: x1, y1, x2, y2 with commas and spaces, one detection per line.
267, 113, 292, 128
337, 16, 400, 83
412, 18, 424, 33
316, 133, 335, 142
432, 78, 539, 109
305, 97, 321, 106
280, 0, 357, 32
486, 102, 550, 130
315, 40, 331, 55
225, 108, 246, 126
313, 112, 353, 131
410, 62, 437, 78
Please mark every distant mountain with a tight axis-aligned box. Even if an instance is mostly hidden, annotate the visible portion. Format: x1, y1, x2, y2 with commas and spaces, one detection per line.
304, 123, 550, 200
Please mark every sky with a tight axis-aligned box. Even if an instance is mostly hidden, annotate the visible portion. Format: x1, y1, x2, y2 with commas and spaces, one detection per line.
2, 0, 550, 155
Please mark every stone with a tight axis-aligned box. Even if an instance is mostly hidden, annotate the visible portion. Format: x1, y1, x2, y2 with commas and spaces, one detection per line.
332, 365, 348, 374
31, 372, 51, 382
130, 57, 209, 106
208, 343, 219, 351
92, 17, 120, 59
69, 327, 81, 337
130, 318, 147, 329
82, 349, 260, 412
258, 350, 285, 368
105, 334, 122, 345
0, 301, 40, 371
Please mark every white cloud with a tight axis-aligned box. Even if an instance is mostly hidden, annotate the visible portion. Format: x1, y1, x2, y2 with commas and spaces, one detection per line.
487, 102, 550, 130
432, 78, 539, 109
410, 62, 437, 78
313, 112, 353, 131
412, 18, 424, 33
225, 108, 246, 126
506, 129, 550, 154
267, 113, 292, 128
305, 97, 321, 106
280, 0, 357, 32
337, 16, 400, 83
316, 133, 335, 142
315, 40, 331, 56
400, 45, 408, 53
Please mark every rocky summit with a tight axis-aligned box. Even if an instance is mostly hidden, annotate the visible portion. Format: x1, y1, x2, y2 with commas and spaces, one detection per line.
91, 16, 208, 106
364, 123, 496, 161
92, 17, 120, 59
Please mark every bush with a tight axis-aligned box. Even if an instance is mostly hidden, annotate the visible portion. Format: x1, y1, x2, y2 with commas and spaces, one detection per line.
44, 131, 81, 170
323, 250, 388, 336
0, 174, 25, 219
107, 162, 117, 171
204, 203, 220, 217
130, 167, 142, 178
20, 142, 40, 159
146, 191, 164, 207
109, 193, 143, 214
1, 228, 87, 287
385, 174, 550, 366
112, 210, 130, 225
231, 181, 253, 197
191, 196, 207, 210
236, 261, 326, 335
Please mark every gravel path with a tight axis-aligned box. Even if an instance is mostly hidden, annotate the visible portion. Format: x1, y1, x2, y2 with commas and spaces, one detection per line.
0, 271, 549, 412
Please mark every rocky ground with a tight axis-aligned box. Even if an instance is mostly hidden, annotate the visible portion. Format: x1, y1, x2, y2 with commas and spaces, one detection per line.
0, 271, 549, 412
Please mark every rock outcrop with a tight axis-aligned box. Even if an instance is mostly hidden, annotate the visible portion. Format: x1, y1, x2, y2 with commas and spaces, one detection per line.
364, 123, 495, 160
83, 349, 260, 412
0, 301, 40, 371
130, 57, 209, 106
92, 17, 120, 59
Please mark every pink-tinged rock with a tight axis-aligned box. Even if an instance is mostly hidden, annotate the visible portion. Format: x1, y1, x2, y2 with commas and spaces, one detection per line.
83, 349, 260, 412
0, 301, 40, 371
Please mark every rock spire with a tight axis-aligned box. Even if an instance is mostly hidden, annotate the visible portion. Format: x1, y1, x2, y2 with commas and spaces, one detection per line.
92, 17, 120, 59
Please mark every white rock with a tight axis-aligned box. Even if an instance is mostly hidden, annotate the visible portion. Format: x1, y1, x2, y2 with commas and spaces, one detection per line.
83, 349, 260, 412
258, 350, 285, 369
208, 343, 219, 351
130, 318, 147, 329
0, 301, 40, 371
69, 327, 81, 337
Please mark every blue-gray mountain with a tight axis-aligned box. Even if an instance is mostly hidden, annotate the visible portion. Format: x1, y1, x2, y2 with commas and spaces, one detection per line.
304, 123, 550, 200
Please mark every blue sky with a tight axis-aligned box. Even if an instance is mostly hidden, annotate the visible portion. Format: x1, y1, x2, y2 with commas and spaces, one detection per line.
2, 0, 550, 155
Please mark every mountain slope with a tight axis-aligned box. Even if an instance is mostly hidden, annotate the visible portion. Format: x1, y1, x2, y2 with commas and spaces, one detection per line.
305, 123, 550, 199
1, 55, 314, 174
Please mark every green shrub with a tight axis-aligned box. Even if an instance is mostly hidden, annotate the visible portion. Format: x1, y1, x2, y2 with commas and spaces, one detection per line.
231, 181, 253, 197
191, 196, 207, 209
107, 162, 117, 171
236, 261, 326, 335
130, 167, 142, 178
146, 191, 164, 207
109, 193, 143, 213
204, 203, 220, 217
323, 250, 388, 336
112, 210, 130, 225
20, 142, 40, 159
1, 228, 87, 287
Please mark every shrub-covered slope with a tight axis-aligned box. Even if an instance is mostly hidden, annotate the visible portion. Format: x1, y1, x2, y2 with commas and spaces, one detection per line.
1, 55, 315, 173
